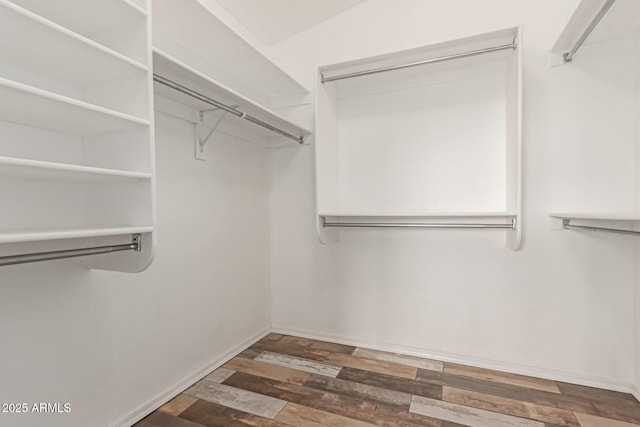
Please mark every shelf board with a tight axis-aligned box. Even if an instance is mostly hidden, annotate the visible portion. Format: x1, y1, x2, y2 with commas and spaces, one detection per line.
8, 0, 147, 39
0, 226, 154, 244
548, 212, 640, 230
153, 48, 311, 142
0, 0, 148, 88
0, 156, 151, 182
552, 0, 640, 56
549, 212, 640, 221
152, 0, 308, 106
0, 77, 150, 134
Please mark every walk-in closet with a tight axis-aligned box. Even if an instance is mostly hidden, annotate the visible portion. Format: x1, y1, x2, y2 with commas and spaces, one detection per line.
0, 1, 639, 426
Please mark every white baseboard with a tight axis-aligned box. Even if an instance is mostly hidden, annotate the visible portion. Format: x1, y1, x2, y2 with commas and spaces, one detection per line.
271, 325, 634, 395
632, 385, 640, 402
113, 326, 271, 427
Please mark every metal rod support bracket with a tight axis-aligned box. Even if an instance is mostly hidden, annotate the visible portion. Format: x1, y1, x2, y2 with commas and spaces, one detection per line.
197, 110, 229, 154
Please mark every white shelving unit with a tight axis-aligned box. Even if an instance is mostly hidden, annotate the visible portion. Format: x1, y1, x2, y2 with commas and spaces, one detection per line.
0, 0, 156, 272
549, 0, 640, 237
316, 27, 522, 249
152, 0, 311, 155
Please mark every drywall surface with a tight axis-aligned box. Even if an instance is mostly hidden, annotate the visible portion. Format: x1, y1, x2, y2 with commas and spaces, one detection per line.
267, 0, 637, 387
636, 267, 640, 397
0, 112, 271, 426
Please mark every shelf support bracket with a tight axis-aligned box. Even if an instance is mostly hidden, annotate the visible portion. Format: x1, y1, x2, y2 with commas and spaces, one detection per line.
195, 109, 231, 160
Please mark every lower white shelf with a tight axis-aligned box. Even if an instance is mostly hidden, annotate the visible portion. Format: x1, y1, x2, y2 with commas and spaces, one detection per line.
0, 226, 154, 244
0, 156, 151, 181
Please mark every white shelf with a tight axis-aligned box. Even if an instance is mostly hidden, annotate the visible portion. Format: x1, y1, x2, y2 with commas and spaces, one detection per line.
549, 212, 640, 221
548, 212, 640, 231
0, 77, 149, 134
153, 48, 311, 146
0, 226, 154, 244
7, 0, 148, 64
0, 0, 148, 86
316, 28, 522, 249
0, 156, 151, 182
8, 0, 147, 33
551, 0, 640, 64
152, 0, 308, 107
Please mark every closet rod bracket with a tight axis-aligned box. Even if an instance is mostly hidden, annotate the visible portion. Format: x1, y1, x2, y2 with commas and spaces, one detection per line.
196, 109, 231, 160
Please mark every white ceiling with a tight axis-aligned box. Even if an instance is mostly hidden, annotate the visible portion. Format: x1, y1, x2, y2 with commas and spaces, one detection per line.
206, 0, 367, 45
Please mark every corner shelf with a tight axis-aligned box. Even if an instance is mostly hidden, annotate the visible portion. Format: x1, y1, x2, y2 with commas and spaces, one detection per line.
316, 28, 522, 249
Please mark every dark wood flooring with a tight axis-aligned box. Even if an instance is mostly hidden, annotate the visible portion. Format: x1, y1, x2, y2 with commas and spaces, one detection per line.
134, 333, 640, 427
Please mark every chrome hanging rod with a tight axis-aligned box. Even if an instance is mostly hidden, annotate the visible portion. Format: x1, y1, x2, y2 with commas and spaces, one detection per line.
562, 219, 640, 236
563, 0, 616, 63
0, 235, 141, 267
153, 74, 304, 144
321, 39, 517, 84
322, 218, 516, 230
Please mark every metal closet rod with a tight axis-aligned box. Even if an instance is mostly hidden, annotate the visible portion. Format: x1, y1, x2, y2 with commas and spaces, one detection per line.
563, 0, 616, 63
0, 234, 141, 267
153, 74, 304, 144
322, 218, 516, 230
321, 38, 518, 83
562, 219, 640, 236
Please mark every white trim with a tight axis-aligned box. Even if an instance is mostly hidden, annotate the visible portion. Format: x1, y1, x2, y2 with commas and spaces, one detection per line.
632, 385, 640, 402
112, 326, 271, 427
271, 325, 634, 394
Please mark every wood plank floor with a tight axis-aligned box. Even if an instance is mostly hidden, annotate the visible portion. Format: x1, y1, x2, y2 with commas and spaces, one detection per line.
134, 334, 640, 427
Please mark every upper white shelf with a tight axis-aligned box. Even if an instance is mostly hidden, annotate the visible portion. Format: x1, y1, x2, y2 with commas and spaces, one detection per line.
152, 0, 309, 108
552, 0, 640, 62
0, 77, 150, 135
0, 156, 152, 182
153, 49, 311, 146
0, 1, 147, 87
7, 0, 147, 41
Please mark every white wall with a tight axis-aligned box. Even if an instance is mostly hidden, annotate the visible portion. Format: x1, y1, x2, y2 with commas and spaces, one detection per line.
635, 40, 640, 400
0, 111, 271, 426
267, 0, 638, 389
